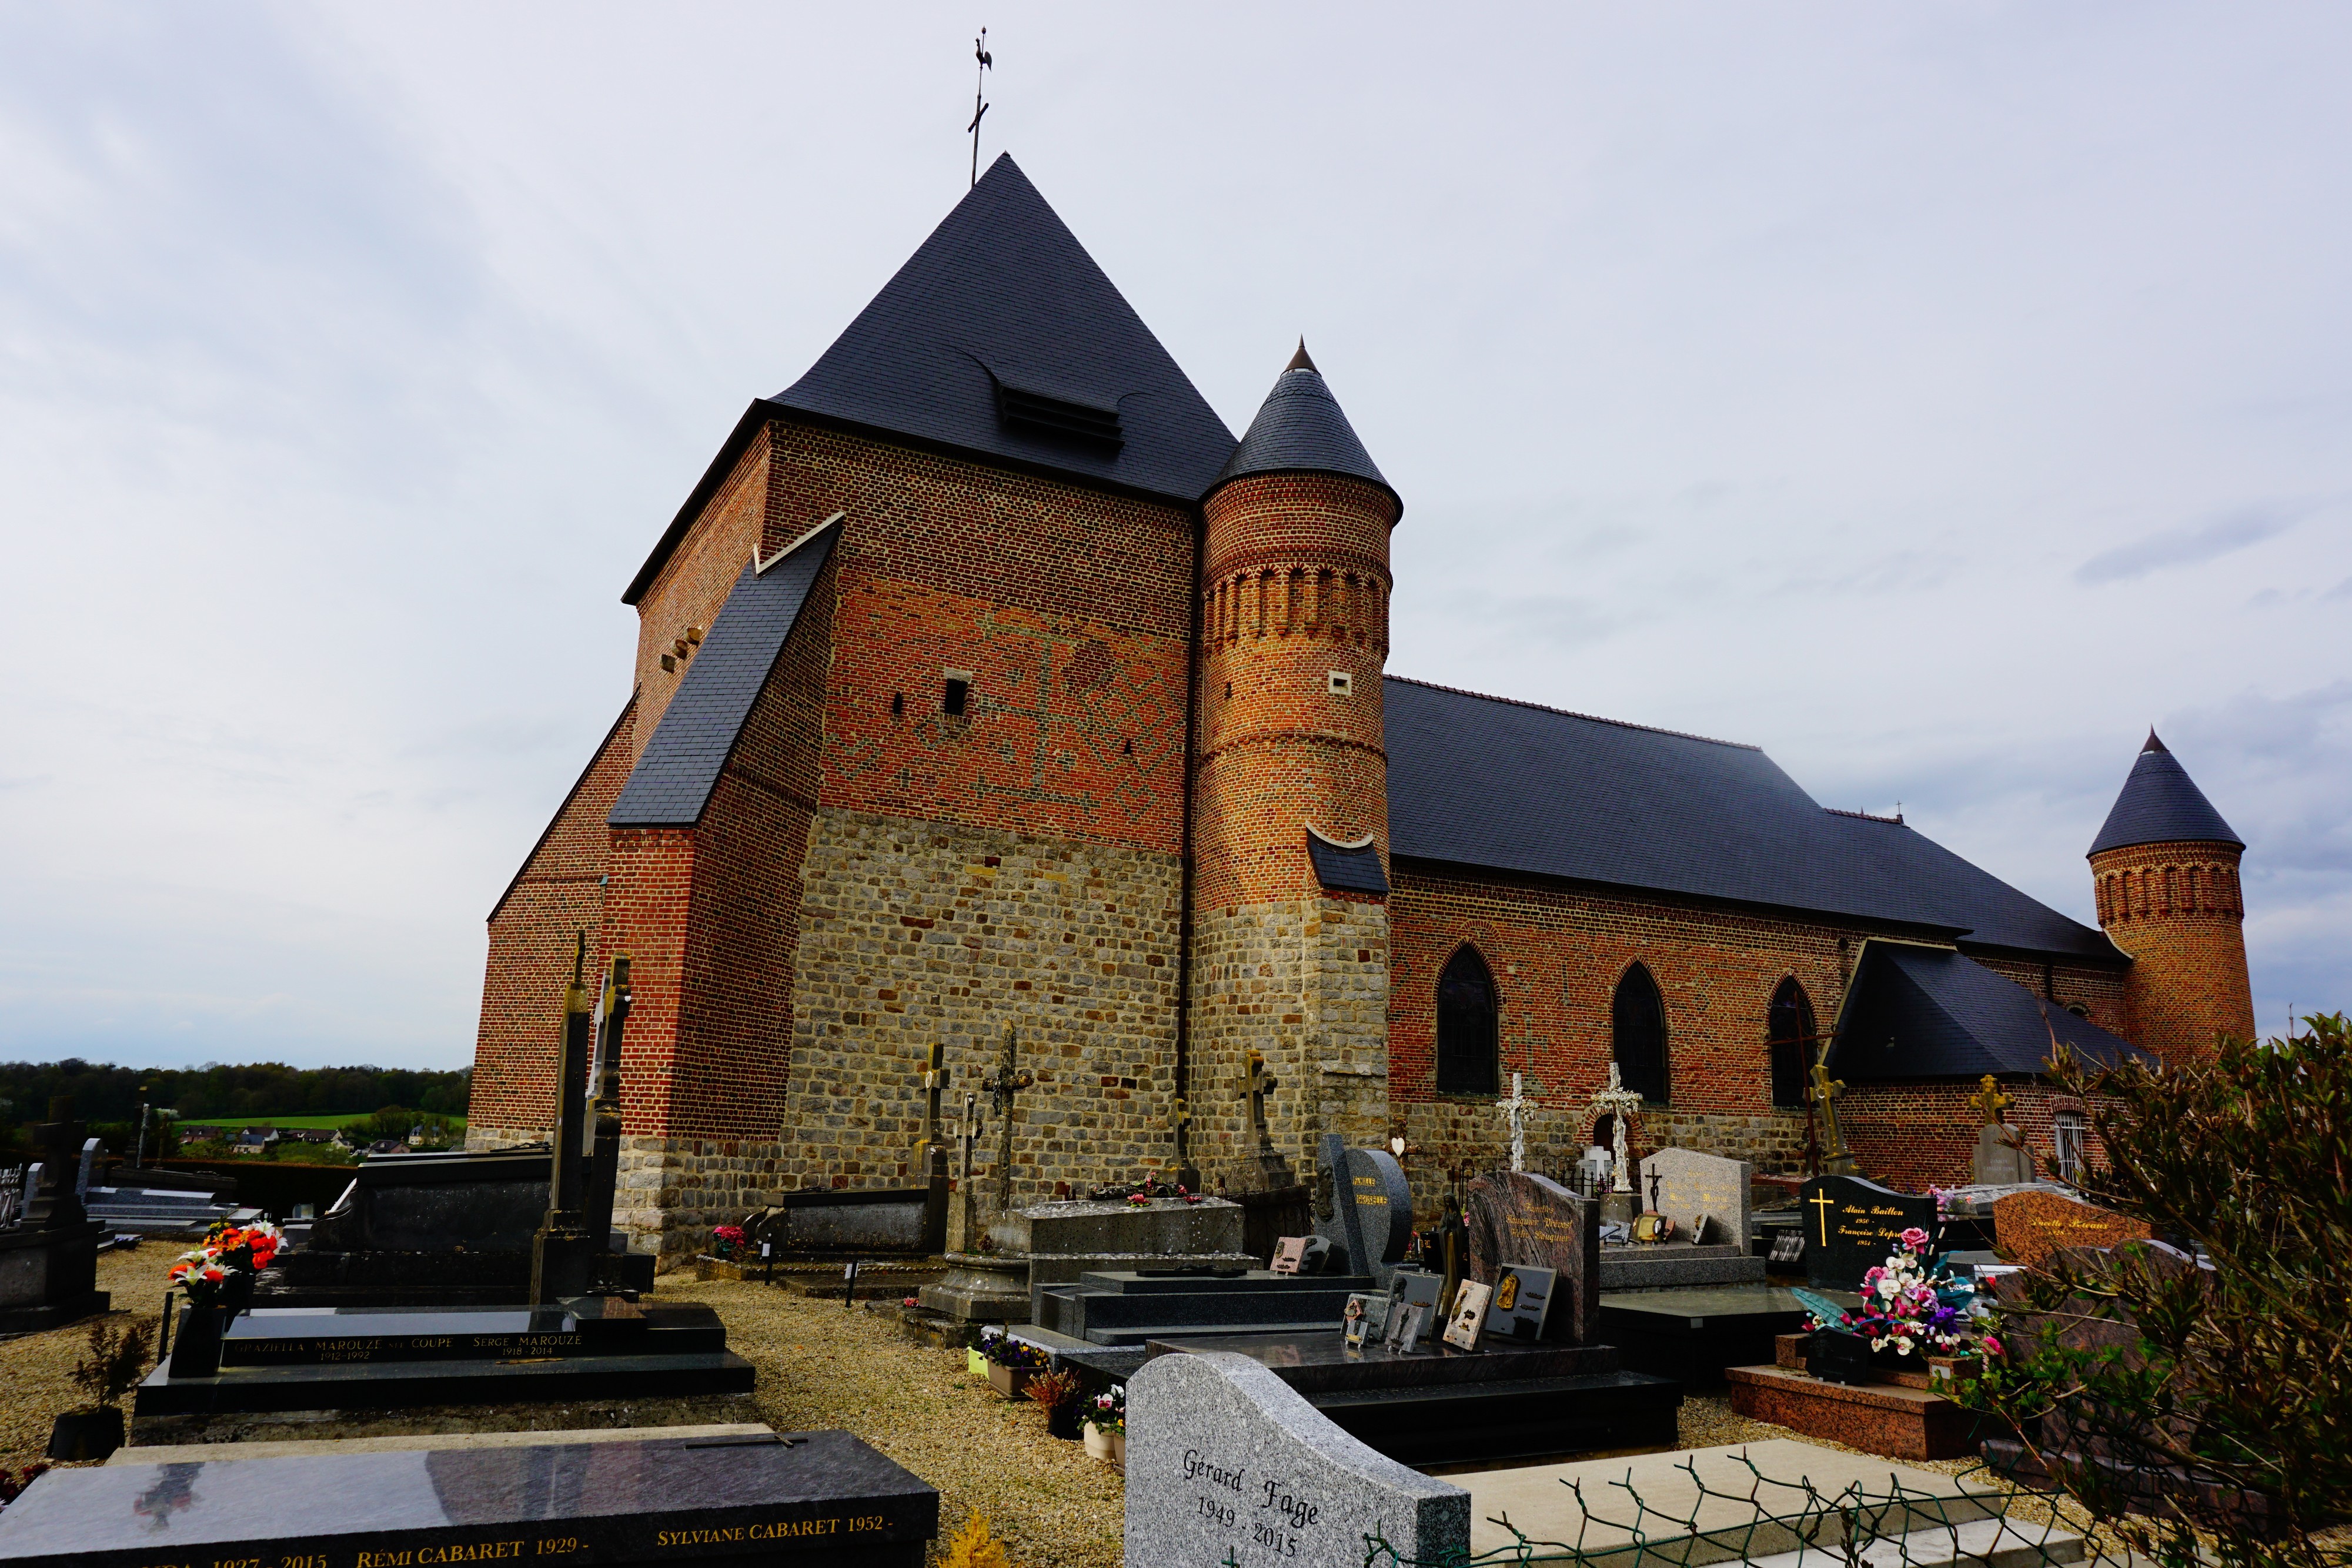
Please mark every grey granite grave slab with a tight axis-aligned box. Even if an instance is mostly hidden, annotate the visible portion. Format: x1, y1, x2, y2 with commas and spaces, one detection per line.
0, 1428, 936, 1568
1125, 1349, 1469, 1568
1313, 1138, 1413, 1285
1638, 1148, 1753, 1245
1973, 1124, 2037, 1186
1597, 1242, 1766, 1289
132, 1345, 756, 1419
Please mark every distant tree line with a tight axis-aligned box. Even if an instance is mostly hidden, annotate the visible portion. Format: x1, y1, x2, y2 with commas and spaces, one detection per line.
0, 1059, 472, 1151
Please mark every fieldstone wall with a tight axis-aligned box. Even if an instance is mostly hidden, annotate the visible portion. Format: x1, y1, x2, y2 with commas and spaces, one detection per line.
781, 807, 1184, 1202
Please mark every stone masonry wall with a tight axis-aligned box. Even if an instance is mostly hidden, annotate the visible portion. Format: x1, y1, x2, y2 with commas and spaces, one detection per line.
780, 808, 1184, 1203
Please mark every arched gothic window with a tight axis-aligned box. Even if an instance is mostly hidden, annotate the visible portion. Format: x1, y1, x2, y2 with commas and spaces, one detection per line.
1435, 946, 1500, 1096
1612, 962, 1669, 1103
1766, 977, 1817, 1109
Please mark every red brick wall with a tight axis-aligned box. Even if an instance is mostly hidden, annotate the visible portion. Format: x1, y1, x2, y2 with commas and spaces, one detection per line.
630, 435, 775, 765
1844, 1081, 2109, 1193
469, 694, 636, 1135
2091, 840, 2254, 1061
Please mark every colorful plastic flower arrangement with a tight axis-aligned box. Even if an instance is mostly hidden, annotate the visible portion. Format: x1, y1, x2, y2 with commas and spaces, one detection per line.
977, 1325, 1051, 1370
1084, 1383, 1126, 1436
711, 1224, 748, 1260
1797, 1227, 1976, 1359
166, 1219, 285, 1303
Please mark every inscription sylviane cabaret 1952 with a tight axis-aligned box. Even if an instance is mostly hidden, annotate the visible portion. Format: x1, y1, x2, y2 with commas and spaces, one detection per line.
121, 1519, 881, 1568
1181, 1449, 1321, 1562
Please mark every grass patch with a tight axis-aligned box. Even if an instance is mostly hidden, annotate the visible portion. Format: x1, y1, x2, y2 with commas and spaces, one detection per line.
175, 1114, 467, 1131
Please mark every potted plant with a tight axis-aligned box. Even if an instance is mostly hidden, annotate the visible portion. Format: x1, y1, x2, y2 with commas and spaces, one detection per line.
1796, 1227, 1974, 1385
165, 1219, 283, 1378
47, 1319, 151, 1462
1026, 1370, 1084, 1439
982, 1332, 1050, 1399
711, 1224, 746, 1261
1083, 1384, 1126, 1463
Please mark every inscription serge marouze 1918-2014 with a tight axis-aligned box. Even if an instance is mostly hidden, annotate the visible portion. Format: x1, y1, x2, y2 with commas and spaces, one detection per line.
1799, 1175, 1937, 1291
1126, 1351, 1468, 1568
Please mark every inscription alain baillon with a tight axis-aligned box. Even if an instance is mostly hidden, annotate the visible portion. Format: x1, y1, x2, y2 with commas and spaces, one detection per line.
1182, 1449, 1322, 1562
123, 1516, 888, 1568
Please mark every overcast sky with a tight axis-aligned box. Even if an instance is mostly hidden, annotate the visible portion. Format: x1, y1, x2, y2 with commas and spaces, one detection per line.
3, 3, 2346, 1072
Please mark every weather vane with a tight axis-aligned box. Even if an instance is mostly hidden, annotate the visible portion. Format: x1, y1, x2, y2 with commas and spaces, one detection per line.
969, 28, 993, 188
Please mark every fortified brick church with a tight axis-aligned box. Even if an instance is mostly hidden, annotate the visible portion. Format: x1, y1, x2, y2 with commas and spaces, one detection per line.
468, 157, 2256, 1261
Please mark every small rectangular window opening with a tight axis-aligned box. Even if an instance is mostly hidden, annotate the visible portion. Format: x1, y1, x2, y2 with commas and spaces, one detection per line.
942, 673, 971, 717
1327, 671, 1353, 696
2053, 1111, 2088, 1184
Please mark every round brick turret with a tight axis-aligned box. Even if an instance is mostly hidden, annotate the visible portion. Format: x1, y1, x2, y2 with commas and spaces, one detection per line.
1194, 345, 1400, 907
2088, 731, 2253, 1060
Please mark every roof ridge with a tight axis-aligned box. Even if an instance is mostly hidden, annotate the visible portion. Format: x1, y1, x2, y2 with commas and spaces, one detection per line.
1823, 805, 1906, 825
1383, 674, 1760, 751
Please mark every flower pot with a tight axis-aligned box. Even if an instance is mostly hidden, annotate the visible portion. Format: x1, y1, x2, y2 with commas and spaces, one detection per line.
987, 1363, 1036, 1400
1805, 1330, 1873, 1386
1084, 1425, 1114, 1463
46, 1406, 124, 1463
967, 1348, 988, 1377
1112, 1432, 1126, 1465
1045, 1402, 1085, 1440
168, 1300, 227, 1379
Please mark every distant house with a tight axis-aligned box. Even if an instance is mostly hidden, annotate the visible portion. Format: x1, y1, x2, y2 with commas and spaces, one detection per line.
283, 1129, 335, 1146
368, 1138, 406, 1156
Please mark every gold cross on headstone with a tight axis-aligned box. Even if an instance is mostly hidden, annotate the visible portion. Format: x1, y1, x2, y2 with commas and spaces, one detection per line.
1809, 1183, 1838, 1245
1970, 1074, 2013, 1126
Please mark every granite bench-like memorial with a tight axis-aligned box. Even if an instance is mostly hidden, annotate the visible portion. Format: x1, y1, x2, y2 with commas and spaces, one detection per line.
0, 1429, 937, 1568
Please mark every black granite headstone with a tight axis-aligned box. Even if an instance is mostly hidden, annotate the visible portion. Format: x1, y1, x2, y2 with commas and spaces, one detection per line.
0, 1430, 936, 1568
1799, 1175, 1937, 1289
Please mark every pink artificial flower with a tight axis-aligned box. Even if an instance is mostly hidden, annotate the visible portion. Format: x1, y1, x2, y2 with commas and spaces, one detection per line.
1899, 1227, 1930, 1252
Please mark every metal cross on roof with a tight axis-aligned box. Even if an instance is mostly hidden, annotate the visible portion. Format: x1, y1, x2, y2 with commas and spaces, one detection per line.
968, 29, 992, 188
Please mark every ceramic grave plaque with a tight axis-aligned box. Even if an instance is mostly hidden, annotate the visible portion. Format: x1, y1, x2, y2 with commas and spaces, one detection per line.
1462, 1171, 1599, 1342
1125, 1350, 1469, 1568
1481, 1264, 1556, 1343
1800, 1175, 1938, 1290
1638, 1148, 1752, 1248
1992, 1190, 2150, 1271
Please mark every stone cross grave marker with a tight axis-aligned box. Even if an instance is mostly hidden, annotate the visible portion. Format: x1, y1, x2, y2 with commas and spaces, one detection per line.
980, 1025, 1034, 1214
1462, 1169, 1601, 1342
1799, 1174, 1937, 1290
1808, 1059, 1857, 1176
1992, 1189, 2151, 1272
1969, 1075, 2036, 1186
1495, 1072, 1537, 1174
1637, 1148, 1753, 1248
1241, 1051, 1279, 1139
1125, 1350, 1469, 1568
1585, 1065, 1643, 1193
914, 1041, 946, 1171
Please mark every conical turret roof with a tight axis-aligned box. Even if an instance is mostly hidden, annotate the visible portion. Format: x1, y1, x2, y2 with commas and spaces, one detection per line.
2088, 731, 2242, 855
1210, 340, 1399, 518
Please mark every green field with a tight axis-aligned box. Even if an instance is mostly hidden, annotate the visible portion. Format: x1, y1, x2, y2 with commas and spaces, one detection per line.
175, 1115, 467, 1131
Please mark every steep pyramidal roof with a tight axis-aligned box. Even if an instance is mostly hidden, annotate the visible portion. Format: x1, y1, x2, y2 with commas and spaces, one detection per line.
1831, 942, 2144, 1081
1212, 340, 1400, 517
771, 153, 1236, 505
2088, 731, 2242, 855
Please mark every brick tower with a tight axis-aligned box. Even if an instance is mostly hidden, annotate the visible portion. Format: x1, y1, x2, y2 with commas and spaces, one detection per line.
1190, 343, 1401, 1189
2088, 731, 2254, 1060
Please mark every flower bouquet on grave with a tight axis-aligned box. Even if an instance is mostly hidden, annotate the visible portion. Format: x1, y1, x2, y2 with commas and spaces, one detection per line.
1026, 1369, 1085, 1439
980, 1327, 1051, 1399
1796, 1227, 1975, 1383
711, 1224, 747, 1261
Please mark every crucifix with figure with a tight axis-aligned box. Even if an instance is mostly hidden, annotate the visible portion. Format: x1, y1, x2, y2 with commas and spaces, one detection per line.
913, 1041, 947, 1175
1970, 1074, 2013, 1126
1586, 1064, 1643, 1194
980, 1025, 1034, 1214
1809, 1059, 1856, 1176
1496, 1072, 1538, 1174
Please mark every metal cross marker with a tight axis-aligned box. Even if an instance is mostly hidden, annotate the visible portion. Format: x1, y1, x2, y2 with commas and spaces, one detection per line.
1810, 1183, 1838, 1245
1970, 1074, 2013, 1126
1495, 1072, 1538, 1174
1241, 1050, 1280, 1135
979, 1025, 1033, 1213
957, 1092, 980, 1188
1586, 1064, 1644, 1194
914, 1042, 947, 1170
1808, 1059, 1853, 1175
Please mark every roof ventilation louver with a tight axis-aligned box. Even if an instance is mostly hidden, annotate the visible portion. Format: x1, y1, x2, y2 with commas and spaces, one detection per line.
995, 381, 1124, 450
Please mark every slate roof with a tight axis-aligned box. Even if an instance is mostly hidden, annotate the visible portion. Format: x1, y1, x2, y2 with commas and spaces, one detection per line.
773, 153, 1235, 506
1383, 676, 2118, 962
1307, 829, 1391, 896
609, 521, 840, 828
1211, 343, 1400, 517
1830, 942, 2144, 1081
2088, 731, 2242, 855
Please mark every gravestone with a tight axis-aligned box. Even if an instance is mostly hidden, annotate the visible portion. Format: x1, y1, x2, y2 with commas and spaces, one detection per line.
0, 1102, 110, 1332
1973, 1125, 2036, 1187
1636, 1148, 1752, 1248
0, 1428, 937, 1568
1799, 1175, 1937, 1290
1124, 1349, 1469, 1568
74, 1139, 101, 1199
1311, 1137, 1412, 1286
1992, 1190, 2151, 1272
1461, 1170, 1599, 1342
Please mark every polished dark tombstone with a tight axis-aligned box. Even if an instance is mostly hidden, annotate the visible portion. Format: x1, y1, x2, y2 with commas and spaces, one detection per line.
1799, 1175, 1938, 1290
1595, 1285, 1824, 1387
1461, 1169, 1600, 1341
0, 1099, 111, 1333
215, 1302, 729, 1367
0, 1429, 938, 1568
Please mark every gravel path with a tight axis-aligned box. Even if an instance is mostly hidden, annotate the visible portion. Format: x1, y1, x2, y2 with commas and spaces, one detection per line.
0, 1247, 170, 1484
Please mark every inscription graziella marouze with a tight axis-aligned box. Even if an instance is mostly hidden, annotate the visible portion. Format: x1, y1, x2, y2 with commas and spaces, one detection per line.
1182, 1449, 1322, 1562
237, 1335, 574, 1364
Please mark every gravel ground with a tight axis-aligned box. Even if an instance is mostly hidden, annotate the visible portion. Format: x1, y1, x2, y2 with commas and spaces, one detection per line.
0, 1246, 171, 1484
